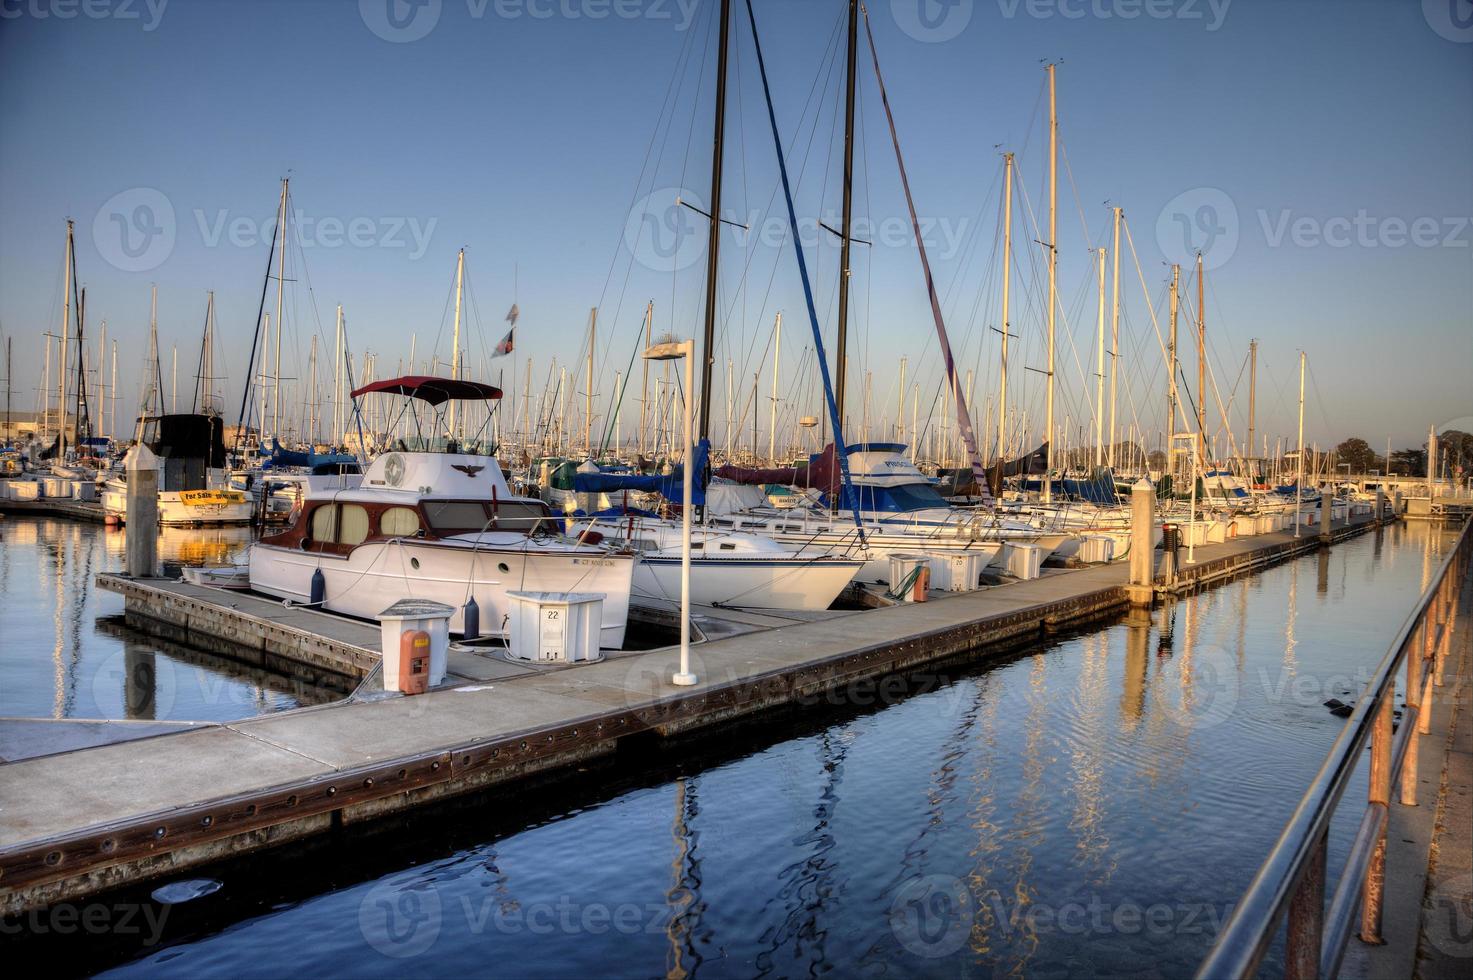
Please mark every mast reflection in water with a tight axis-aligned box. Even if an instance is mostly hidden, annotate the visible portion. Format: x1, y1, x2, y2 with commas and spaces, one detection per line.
0, 518, 347, 726
4, 520, 1458, 979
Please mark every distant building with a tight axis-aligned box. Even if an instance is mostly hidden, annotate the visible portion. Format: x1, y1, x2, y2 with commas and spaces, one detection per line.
0, 411, 79, 445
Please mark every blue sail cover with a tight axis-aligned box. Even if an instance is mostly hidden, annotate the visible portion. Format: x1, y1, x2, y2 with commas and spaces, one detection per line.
270, 439, 359, 475
1020, 470, 1119, 503
573, 440, 710, 506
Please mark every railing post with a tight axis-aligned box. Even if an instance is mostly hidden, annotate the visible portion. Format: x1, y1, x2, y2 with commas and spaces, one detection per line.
1400, 620, 1426, 806
1287, 829, 1328, 980
1419, 619, 1438, 737
1434, 576, 1455, 687
1359, 685, 1394, 944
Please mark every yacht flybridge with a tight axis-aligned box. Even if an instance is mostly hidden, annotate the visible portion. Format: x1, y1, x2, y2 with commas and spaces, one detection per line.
248, 376, 635, 647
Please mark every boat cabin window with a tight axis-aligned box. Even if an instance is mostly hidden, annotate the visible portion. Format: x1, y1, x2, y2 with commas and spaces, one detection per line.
423, 500, 492, 534
381, 506, 421, 537
339, 505, 370, 546
310, 504, 337, 543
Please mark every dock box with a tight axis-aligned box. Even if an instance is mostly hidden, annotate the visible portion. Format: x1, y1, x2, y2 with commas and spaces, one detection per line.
506, 591, 605, 663
886, 554, 933, 600
1001, 543, 1045, 581
1077, 535, 1115, 564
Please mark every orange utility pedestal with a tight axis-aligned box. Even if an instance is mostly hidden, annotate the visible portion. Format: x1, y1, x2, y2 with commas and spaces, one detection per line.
399, 630, 430, 695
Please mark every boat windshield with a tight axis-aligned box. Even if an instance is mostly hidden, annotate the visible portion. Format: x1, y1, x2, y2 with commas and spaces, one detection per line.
422, 499, 554, 536
386, 435, 495, 455
824, 481, 949, 513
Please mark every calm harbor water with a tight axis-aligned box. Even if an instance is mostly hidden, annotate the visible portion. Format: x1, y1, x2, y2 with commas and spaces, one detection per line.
0, 517, 347, 724
2, 519, 1459, 978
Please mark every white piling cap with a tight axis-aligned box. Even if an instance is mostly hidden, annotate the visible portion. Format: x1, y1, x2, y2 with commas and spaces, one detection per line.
1133, 477, 1154, 491
124, 443, 158, 472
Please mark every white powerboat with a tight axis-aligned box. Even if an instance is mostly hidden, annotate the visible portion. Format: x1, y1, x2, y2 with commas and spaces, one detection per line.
247, 376, 636, 647
101, 414, 253, 526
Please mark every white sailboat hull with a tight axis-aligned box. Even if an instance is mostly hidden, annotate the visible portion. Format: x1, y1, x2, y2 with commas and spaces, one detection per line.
632, 553, 864, 610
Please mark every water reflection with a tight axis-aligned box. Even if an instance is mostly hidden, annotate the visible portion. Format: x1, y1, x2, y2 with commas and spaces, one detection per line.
7, 521, 1459, 979
0, 517, 343, 723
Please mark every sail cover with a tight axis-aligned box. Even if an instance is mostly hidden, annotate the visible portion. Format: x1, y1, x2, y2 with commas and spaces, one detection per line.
573, 440, 711, 506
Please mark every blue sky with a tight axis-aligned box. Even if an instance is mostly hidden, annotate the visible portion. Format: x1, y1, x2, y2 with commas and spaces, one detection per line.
1, 0, 1469, 455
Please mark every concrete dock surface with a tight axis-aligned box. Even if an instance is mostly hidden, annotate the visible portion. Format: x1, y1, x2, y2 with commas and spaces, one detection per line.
1339, 567, 1472, 979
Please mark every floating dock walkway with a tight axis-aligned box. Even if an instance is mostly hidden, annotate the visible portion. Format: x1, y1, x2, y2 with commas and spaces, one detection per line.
0, 514, 1384, 914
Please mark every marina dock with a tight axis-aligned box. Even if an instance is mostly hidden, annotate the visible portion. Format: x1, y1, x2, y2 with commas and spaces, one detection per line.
0, 512, 1388, 915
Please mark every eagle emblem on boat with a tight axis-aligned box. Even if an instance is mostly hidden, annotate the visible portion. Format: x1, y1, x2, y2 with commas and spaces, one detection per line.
452, 464, 485, 478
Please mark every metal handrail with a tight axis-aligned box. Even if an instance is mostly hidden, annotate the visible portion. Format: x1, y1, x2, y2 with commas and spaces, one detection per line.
1195, 517, 1471, 979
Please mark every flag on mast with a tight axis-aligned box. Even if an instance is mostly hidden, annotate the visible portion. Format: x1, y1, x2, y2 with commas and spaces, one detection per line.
494, 304, 518, 357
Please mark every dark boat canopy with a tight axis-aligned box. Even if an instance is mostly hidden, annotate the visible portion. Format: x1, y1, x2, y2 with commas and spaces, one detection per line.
350, 375, 503, 405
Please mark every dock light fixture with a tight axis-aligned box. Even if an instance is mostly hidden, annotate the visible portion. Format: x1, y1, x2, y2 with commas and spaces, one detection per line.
642, 337, 698, 687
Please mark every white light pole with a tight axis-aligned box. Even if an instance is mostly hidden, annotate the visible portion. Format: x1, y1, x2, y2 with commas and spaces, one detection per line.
643, 338, 698, 687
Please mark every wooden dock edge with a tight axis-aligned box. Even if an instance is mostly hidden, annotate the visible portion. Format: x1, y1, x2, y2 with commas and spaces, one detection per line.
98, 575, 378, 679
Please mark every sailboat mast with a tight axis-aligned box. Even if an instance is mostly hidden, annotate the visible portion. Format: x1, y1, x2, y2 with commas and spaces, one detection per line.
450, 247, 465, 439
998, 152, 1013, 461
1196, 251, 1206, 463
696, 0, 732, 443
1167, 264, 1180, 479
1109, 206, 1122, 470
639, 300, 652, 459
834, 0, 859, 430
333, 304, 344, 446
1094, 246, 1106, 468
58, 219, 73, 458
768, 312, 782, 464
109, 340, 117, 442
1044, 63, 1058, 501
1295, 350, 1306, 535
523, 357, 533, 454
585, 306, 596, 458
308, 334, 318, 443
42, 336, 51, 443
96, 318, 106, 442
257, 313, 268, 444
1247, 338, 1258, 471
897, 356, 906, 443
272, 178, 288, 437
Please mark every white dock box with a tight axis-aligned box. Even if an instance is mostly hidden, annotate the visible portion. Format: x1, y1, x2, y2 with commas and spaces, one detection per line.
1177, 521, 1211, 547
73, 481, 98, 502
43, 477, 70, 498
377, 598, 452, 691
506, 591, 605, 663
8, 480, 40, 501
885, 553, 933, 599
934, 551, 985, 592
1207, 520, 1232, 544
1077, 535, 1114, 564
1001, 543, 1045, 581
1233, 515, 1259, 537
